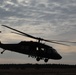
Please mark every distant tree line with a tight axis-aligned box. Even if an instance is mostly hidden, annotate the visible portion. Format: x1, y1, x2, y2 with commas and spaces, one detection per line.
0, 64, 76, 69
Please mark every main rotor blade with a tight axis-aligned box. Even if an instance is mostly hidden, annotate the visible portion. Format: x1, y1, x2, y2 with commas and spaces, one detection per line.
11, 31, 25, 36
2, 25, 39, 40
12, 32, 69, 46
46, 40, 76, 43
41, 39, 69, 46
2, 25, 70, 46
52, 40, 76, 43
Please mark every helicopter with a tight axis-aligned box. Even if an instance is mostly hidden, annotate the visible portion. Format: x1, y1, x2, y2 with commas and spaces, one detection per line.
0, 25, 75, 63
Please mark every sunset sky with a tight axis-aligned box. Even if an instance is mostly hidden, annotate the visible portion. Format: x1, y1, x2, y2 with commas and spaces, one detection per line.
0, 0, 76, 64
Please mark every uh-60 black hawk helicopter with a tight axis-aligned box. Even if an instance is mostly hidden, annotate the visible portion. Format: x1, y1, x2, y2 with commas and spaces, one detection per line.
0, 25, 75, 63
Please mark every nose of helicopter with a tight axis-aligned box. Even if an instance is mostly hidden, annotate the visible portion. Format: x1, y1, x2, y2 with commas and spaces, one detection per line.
57, 54, 62, 59
51, 53, 62, 60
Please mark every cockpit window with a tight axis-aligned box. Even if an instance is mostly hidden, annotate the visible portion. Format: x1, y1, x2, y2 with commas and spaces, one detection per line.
36, 47, 45, 51
36, 47, 39, 50
41, 48, 44, 51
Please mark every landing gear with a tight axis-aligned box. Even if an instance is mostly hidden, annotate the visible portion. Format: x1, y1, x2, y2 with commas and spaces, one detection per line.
1, 49, 5, 54
36, 57, 49, 63
44, 59, 48, 63
36, 57, 40, 62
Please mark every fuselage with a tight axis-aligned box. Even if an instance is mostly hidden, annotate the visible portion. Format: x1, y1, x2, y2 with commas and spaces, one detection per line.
0, 41, 62, 60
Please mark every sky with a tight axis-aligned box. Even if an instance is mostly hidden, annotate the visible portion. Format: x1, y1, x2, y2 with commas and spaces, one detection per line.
0, 0, 76, 64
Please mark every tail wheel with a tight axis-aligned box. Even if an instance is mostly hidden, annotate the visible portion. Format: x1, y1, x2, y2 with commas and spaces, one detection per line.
36, 57, 40, 62
44, 59, 48, 63
1, 49, 5, 54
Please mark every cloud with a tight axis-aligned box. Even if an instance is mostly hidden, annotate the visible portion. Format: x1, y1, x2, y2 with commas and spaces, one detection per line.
0, 0, 76, 64
0, 0, 75, 28
0, 0, 76, 42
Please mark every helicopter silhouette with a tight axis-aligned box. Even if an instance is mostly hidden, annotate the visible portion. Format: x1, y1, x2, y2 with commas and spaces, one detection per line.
0, 25, 75, 62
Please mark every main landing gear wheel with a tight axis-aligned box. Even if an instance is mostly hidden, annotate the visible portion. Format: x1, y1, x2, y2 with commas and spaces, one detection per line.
44, 59, 48, 63
36, 57, 40, 62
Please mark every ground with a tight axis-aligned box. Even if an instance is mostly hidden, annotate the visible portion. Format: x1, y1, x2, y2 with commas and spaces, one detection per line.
0, 64, 76, 75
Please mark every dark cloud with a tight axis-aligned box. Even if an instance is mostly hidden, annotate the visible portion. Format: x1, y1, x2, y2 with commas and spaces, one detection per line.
0, 0, 5, 5
1, 2, 75, 32
0, 0, 76, 36
11, 0, 18, 3
0, 7, 27, 20
29, 0, 38, 6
